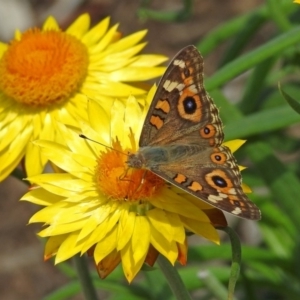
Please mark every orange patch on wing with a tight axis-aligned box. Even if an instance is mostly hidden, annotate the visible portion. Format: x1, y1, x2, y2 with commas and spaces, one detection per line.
155, 99, 170, 114
174, 173, 187, 184
150, 115, 164, 129
188, 181, 203, 192
180, 66, 194, 84
209, 138, 215, 146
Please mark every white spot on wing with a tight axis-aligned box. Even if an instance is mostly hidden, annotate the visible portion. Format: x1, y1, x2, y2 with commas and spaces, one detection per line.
231, 207, 242, 215
228, 188, 237, 195
163, 80, 185, 92
218, 193, 228, 199
173, 59, 186, 68
208, 194, 223, 203
189, 84, 198, 94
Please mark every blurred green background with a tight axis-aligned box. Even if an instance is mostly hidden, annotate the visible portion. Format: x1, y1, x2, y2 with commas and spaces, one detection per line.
1, 0, 300, 299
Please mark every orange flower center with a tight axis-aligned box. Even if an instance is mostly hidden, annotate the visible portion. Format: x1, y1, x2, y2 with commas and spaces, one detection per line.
0, 28, 88, 107
95, 140, 165, 202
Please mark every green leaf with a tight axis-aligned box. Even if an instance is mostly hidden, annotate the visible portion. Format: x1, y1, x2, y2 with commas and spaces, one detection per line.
43, 282, 80, 300
278, 83, 300, 114
246, 142, 300, 228
197, 1, 296, 55
224, 105, 300, 140
205, 26, 300, 90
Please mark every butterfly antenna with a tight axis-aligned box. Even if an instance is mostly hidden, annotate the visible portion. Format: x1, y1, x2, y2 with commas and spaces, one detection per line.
79, 134, 128, 156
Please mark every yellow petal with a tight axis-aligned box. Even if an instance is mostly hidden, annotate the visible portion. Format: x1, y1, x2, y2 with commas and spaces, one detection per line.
21, 187, 63, 206
90, 24, 119, 54
130, 54, 168, 67
107, 66, 166, 82
165, 212, 185, 244
44, 235, 67, 260
25, 139, 45, 178
55, 231, 83, 263
124, 95, 143, 139
0, 125, 32, 181
107, 30, 147, 53
34, 140, 96, 173
81, 204, 121, 252
66, 13, 90, 38
77, 213, 100, 242
94, 227, 118, 263
223, 139, 246, 153
42, 16, 60, 30
111, 100, 126, 145
149, 225, 178, 265
96, 249, 121, 279
242, 183, 252, 193
0, 42, 8, 55
147, 209, 175, 243
90, 43, 145, 68
39, 219, 88, 236
88, 99, 111, 142
131, 216, 150, 264
180, 216, 220, 244
82, 17, 110, 46
82, 81, 146, 97
152, 189, 211, 222
121, 238, 147, 283
117, 208, 136, 250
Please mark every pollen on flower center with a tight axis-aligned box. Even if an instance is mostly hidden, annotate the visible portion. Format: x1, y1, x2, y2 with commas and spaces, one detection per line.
0, 28, 88, 107
95, 141, 165, 202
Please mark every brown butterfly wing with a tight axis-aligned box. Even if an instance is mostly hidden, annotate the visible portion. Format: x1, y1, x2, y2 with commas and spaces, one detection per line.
151, 145, 261, 220
139, 45, 261, 220
140, 45, 224, 148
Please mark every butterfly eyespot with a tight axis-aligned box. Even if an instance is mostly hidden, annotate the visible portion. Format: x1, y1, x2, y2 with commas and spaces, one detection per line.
200, 124, 216, 139
210, 152, 227, 164
183, 96, 197, 114
212, 175, 227, 188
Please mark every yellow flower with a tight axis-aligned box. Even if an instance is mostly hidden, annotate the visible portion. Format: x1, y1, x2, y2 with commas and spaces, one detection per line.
294, 0, 300, 3
0, 14, 167, 181
21, 87, 227, 283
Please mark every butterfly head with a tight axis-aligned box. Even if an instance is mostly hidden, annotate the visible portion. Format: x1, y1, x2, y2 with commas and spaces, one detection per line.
127, 152, 145, 169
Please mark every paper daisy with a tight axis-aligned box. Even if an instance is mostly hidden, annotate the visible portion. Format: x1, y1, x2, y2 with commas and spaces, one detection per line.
0, 13, 167, 181
21, 87, 227, 283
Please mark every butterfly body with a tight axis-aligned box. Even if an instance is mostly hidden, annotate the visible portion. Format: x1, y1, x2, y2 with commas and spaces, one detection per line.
127, 45, 261, 220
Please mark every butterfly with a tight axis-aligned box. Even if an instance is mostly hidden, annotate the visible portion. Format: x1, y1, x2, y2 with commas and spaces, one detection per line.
127, 45, 261, 220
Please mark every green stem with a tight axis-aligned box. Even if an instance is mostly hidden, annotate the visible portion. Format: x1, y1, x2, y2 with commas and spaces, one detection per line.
197, 0, 296, 55
217, 226, 241, 300
157, 255, 192, 300
205, 26, 300, 91
267, 0, 292, 31
137, 0, 192, 22
238, 57, 276, 114
219, 13, 265, 67
73, 255, 99, 300
198, 270, 230, 300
